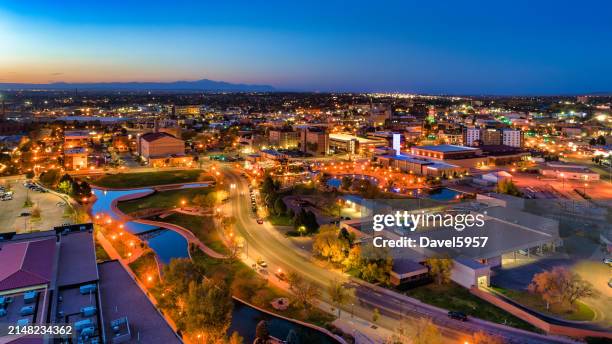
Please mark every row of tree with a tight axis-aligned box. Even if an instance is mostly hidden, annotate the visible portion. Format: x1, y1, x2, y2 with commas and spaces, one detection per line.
155, 258, 241, 344
261, 175, 320, 235
312, 225, 392, 285
38, 169, 92, 201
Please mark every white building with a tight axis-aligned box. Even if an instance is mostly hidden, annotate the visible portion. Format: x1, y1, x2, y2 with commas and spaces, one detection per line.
502, 129, 523, 148
463, 127, 481, 146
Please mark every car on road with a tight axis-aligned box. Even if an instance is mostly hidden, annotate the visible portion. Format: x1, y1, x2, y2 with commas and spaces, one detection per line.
256, 218, 264, 224
256, 258, 267, 268
604, 257, 612, 266
447, 311, 468, 321
608, 278, 612, 288
19, 212, 31, 217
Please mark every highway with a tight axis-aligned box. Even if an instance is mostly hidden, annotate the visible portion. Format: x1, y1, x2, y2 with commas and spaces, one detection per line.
220, 164, 578, 344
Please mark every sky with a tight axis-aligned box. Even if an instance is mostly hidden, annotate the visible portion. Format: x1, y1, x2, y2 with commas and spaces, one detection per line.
1, 0, 611, 95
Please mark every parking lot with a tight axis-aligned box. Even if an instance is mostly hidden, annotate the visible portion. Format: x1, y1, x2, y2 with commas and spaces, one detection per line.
0, 176, 71, 234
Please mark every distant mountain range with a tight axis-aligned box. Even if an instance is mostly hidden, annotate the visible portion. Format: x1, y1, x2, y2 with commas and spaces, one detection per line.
0, 79, 275, 92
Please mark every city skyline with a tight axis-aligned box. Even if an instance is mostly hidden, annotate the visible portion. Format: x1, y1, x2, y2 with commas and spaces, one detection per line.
2, 0, 612, 95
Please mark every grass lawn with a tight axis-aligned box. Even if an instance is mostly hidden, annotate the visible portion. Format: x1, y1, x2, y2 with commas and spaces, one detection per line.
190, 247, 334, 327
94, 240, 111, 262
117, 187, 212, 214
90, 170, 212, 188
128, 250, 160, 284
267, 213, 294, 226
161, 213, 229, 255
490, 287, 595, 322
404, 283, 539, 332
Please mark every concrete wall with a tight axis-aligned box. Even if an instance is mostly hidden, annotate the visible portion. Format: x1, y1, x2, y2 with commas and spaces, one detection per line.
451, 261, 477, 288
471, 288, 612, 340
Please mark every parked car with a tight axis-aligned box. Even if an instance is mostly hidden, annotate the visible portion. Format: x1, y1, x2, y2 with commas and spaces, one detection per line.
448, 311, 468, 321
604, 257, 612, 266
19, 212, 31, 217
256, 258, 267, 268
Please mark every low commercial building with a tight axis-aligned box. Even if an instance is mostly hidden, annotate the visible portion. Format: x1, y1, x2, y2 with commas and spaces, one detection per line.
377, 154, 466, 176
299, 127, 329, 156
268, 128, 300, 149
138, 132, 192, 167
390, 259, 429, 287
64, 147, 88, 170
64, 130, 89, 149
0, 225, 180, 344
329, 133, 387, 155
410, 144, 481, 160
341, 203, 561, 289
540, 162, 600, 181
260, 149, 290, 161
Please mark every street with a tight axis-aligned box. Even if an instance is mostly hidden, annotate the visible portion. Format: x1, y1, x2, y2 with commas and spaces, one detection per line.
220, 164, 578, 344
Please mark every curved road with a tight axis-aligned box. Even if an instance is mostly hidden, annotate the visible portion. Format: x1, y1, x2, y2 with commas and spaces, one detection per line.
220, 165, 577, 344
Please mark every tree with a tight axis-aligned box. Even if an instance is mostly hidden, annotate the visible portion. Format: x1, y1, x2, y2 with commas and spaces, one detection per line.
304, 210, 319, 233
273, 197, 287, 215
425, 257, 454, 285
341, 176, 353, 190
294, 209, 319, 234
286, 270, 303, 292
157, 258, 201, 312
39, 169, 61, 187
293, 280, 321, 310
495, 179, 522, 197
31, 206, 41, 220
372, 308, 380, 324
254, 320, 270, 344
57, 180, 73, 195
327, 279, 353, 317
528, 266, 594, 310
261, 176, 278, 196
228, 331, 244, 344
471, 331, 504, 344
193, 193, 216, 208
596, 135, 606, 145
285, 329, 300, 344
412, 317, 442, 344
184, 279, 233, 342
342, 246, 362, 271
23, 195, 34, 208
312, 225, 349, 263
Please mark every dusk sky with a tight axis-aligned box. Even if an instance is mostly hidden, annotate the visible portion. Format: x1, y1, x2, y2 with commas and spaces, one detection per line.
1, 0, 611, 95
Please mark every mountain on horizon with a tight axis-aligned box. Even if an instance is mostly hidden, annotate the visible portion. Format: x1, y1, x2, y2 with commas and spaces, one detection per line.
0, 78, 275, 92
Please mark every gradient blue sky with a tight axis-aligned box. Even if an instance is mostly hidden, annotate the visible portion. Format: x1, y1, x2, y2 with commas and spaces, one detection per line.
1, 0, 611, 94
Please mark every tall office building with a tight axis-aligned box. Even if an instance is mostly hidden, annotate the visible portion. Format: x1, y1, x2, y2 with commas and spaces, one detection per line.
463, 127, 481, 146
502, 129, 524, 148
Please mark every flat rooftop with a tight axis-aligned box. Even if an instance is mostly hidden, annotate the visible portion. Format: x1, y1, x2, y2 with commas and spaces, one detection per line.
0, 289, 48, 336
57, 231, 99, 288
329, 133, 386, 144
98, 261, 180, 344
413, 144, 478, 153
379, 154, 459, 169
